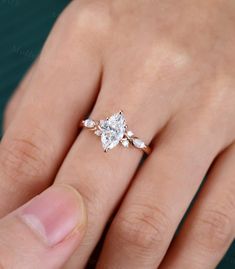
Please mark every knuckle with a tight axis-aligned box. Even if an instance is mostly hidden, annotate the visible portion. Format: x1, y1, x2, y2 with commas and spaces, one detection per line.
78, 2, 112, 32
193, 208, 233, 251
115, 203, 170, 253
63, 1, 112, 37
139, 43, 192, 88
0, 131, 51, 187
154, 42, 192, 74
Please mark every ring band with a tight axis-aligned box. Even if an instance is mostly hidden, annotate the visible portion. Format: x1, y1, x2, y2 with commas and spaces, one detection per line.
81, 111, 151, 155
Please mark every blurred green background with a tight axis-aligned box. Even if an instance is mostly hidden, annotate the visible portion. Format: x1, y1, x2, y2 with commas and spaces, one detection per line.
0, 1, 234, 268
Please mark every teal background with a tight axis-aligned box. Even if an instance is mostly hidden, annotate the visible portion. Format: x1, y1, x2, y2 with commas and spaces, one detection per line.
0, 1, 234, 268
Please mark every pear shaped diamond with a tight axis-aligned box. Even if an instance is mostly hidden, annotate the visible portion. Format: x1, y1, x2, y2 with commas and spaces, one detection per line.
99, 111, 127, 151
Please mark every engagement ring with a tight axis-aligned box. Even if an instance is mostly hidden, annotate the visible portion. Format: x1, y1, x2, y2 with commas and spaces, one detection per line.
81, 111, 151, 154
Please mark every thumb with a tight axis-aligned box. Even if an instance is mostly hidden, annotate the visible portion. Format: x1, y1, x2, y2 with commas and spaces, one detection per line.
0, 184, 87, 269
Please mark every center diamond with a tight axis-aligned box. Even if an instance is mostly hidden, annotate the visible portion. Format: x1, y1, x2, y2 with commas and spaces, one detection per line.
99, 111, 127, 151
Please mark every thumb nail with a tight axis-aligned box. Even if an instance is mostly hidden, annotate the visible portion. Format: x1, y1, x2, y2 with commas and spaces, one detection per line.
19, 184, 86, 246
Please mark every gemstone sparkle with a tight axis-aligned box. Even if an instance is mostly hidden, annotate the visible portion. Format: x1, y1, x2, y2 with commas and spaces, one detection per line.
99, 111, 127, 151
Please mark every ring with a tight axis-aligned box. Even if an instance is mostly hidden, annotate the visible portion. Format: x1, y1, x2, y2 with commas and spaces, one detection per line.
81, 111, 151, 155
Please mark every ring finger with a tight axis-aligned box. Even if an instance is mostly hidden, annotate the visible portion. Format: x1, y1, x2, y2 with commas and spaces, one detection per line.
54, 46, 174, 268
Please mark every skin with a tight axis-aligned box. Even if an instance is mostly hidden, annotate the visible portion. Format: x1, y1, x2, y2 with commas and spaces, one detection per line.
1, 0, 235, 268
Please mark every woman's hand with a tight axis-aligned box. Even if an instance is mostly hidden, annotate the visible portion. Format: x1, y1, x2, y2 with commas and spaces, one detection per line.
3, 0, 235, 268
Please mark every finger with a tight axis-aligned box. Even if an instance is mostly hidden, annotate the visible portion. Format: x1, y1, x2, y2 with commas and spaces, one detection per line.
55, 43, 180, 268
0, 1, 101, 216
4, 59, 38, 131
0, 184, 87, 269
96, 113, 225, 269
159, 143, 235, 269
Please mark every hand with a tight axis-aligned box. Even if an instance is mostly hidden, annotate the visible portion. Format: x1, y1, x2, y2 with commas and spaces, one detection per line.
3, 0, 235, 268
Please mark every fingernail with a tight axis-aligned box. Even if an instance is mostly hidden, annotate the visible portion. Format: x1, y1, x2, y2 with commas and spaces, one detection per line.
19, 184, 86, 246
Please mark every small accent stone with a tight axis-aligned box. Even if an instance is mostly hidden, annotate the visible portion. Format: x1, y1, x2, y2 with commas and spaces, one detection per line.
95, 130, 102, 136
121, 139, 129, 148
83, 119, 95, 128
133, 138, 146, 149
127, 131, 134, 137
